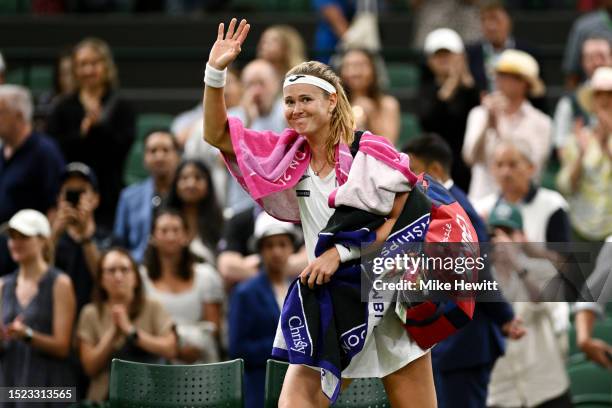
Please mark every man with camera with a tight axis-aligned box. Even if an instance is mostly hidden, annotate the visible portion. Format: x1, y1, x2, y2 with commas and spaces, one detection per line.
51, 162, 112, 313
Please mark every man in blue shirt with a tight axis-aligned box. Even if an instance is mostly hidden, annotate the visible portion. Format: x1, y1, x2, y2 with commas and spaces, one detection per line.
113, 129, 180, 262
0, 85, 64, 275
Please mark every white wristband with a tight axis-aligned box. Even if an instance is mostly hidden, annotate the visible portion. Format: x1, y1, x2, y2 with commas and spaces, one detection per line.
335, 244, 361, 263
204, 63, 227, 88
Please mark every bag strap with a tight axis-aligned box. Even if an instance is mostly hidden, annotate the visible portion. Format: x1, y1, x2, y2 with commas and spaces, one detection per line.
350, 130, 364, 158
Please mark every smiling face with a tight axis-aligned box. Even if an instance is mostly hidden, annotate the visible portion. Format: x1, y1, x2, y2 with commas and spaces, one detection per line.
257, 29, 285, 65
74, 45, 107, 90
176, 163, 208, 205
340, 50, 375, 95
582, 39, 612, 79
100, 250, 138, 300
152, 213, 189, 257
496, 72, 529, 100
144, 132, 179, 180
7, 229, 45, 264
491, 144, 534, 196
283, 83, 337, 137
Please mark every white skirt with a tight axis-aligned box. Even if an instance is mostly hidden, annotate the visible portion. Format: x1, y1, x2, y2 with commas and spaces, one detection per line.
273, 300, 428, 379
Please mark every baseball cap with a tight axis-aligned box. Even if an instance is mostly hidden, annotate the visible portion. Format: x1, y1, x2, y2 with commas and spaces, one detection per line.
7, 209, 51, 238
61, 162, 99, 191
488, 201, 523, 231
253, 212, 298, 247
424, 28, 464, 55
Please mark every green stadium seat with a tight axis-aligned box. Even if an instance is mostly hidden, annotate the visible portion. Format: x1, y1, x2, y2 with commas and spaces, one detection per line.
574, 400, 612, 408
278, 0, 311, 11
573, 393, 612, 407
264, 359, 390, 408
0, 0, 30, 13
397, 112, 421, 149
5, 65, 53, 93
568, 361, 612, 404
109, 358, 244, 407
264, 359, 288, 408
541, 155, 560, 191
29, 65, 54, 93
123, 113, 174, 186
5, 68, 26, 86
387, 63, 420, 89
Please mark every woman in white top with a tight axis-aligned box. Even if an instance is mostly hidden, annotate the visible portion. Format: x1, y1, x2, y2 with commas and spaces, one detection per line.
141, 209, 224, 363
203, 18, 436, 408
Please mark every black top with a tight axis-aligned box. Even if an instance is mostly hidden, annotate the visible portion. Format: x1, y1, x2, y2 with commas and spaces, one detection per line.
0, 268, 77, 406
0, 133, 64, 224
218, 208, 257, 256
55, 230, 114, 313
47, 90, 136, 229
417, 70, 480, 191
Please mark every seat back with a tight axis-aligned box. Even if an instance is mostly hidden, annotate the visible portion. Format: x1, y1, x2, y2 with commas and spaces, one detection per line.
123, 113, 174, 186
264, 359, 389, 408
109, 358, 244, 407
568, 361, 612, 401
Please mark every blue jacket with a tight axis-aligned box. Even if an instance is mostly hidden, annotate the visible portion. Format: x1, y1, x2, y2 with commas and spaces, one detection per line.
432, 182, 514, 372
228, 271, 281, 408
113, 178, 154, 263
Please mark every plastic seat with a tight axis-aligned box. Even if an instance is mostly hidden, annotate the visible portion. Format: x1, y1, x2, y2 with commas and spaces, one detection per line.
0, 0, 30, 13
5, 67, 26, 85
29, 65, 54, 93
264, 359, 389, 408
386, 63, 420, 89
109, 358, 244, 407
568, 361, 612, 404
573, 393, 612, 407
397, 112, 421, 149
123, 113, 174, 186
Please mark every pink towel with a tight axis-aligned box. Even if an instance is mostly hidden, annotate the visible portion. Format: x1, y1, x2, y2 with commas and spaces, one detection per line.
221, 117, 416, 222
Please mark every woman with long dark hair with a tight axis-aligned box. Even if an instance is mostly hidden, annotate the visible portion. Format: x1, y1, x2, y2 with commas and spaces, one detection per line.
166, 159, 224, 264
141, 209, 224, 363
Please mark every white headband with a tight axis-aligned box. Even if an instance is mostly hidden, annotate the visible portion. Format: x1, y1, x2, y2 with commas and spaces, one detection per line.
283, 74, 337, 94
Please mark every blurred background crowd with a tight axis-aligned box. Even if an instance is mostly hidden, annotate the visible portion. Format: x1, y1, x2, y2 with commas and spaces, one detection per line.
0, 0, 611, 407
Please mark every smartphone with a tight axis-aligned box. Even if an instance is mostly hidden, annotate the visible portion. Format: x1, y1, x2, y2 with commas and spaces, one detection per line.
65, 189, 84, 207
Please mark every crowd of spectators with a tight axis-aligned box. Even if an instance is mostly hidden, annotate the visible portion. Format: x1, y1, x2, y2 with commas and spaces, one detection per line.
1, 0, 612, 407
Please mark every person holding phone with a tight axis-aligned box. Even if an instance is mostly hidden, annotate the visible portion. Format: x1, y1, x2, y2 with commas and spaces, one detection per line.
51, 162, 112, 313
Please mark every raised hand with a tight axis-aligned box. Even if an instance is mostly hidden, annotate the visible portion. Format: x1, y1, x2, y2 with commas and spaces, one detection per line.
208, 18, 250, 70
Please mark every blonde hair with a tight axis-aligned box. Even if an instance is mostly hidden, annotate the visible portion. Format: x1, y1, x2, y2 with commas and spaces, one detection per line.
266, 25, 307, 75
73, 37, 119, 89
42, 237, 55, 265
286, 61, 355, 164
